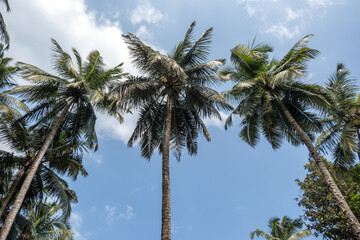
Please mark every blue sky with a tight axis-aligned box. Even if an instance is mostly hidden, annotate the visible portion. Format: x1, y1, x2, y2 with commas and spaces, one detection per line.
2, 0, 360, 239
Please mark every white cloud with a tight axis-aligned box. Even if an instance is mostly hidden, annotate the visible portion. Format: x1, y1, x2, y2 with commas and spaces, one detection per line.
244, 4, 257, 17
5, 0, 139, 143
70, 212, 87, 240
105, 205, 117, 224
264, 24, 300, 40
307, 0, 335, 7
130, 0, 165, 25
236, 0, 277, 17
236, 0, 344, 40
86, 152, 103, 164
236, 0, 303, 39
285, 7, 303, 21
202, 111, 229, 129
136, 25, 153, 40
96, 111, 138, 143
119, 205, 134, 220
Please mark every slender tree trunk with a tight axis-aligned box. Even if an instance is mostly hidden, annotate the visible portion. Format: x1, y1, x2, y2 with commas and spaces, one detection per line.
0, 99, 74, 240
0, 169, 26, 217
272, 93, 360, 239
161, 92, 172, 240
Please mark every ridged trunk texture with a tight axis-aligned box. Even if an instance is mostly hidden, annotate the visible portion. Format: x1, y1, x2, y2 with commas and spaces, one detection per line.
272, 93, 360, 239
161, 93, 172, 240
0, 99, 74, 240
0, 169, 26, 217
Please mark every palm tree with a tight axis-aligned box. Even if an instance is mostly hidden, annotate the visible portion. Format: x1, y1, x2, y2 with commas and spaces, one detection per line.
0, 39, 126, 240
251, 216, 311, 240
221, 35, 360, 238
0, 117, 87, 219
110, 21, 232, 240
316, 63, 360, 168
0, 0, 10, 49
16, 200, 73, 240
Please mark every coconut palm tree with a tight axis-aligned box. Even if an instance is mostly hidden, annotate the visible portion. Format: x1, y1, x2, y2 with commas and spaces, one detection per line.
251, 216, 311, 240
110, 21, 232, 240
221, 35, 360, 238
0, 0, 10, 49
0, 117, 87, 219
316, 63, 360, 168
0, 39, 126, 240
15, 200, 73, 240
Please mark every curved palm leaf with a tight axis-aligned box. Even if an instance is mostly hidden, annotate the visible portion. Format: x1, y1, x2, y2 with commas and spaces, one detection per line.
251, 216, 311, 240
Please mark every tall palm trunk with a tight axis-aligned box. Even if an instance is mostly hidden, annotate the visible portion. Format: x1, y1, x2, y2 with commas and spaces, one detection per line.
0, 169, 26, 217
161, 92, 172, 240
272, 93, 360, 239
0, 99, 74, 240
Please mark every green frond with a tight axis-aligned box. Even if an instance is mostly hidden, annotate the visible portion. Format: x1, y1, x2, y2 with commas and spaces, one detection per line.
288, 229, 312, 240
180, 25, 213, 67
16, 62, 68, 85
0, 13, 10, 49
239, 114, 260, 147
251, 229, 273, 239
273, 34, 319, 76
171, 21, 196, 62
123, 33, 187, 81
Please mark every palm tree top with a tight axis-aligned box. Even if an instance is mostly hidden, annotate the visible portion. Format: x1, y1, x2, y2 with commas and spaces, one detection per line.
251, 216, 311, 240
115, 21, 232, 160
316, 63, 360, 167
221, 34, 324, 149
9, 38, 127, 150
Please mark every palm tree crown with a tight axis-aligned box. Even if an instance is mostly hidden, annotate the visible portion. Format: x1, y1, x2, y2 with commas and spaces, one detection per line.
316, 63, 360, 168
221, 35, 323, 149
18, 200, 73, 240
251, 216, 311, 240
12, 38, 126, 150
112, 21, 232, 159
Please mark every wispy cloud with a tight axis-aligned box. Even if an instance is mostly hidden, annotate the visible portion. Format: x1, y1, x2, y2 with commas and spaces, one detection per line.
202, 111, 229, 129
119, 205, 134, 220
130, 0, 165, 25
70, 212, 87, 240
264, 24, 300, 40
105, 205, 117, 224
136, 25, 153, 40
236, 0, 346, 40
86, 152, 103, 165
307, 0, 339, 7
285, 7, 303, 21
96, 111, 138, 144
